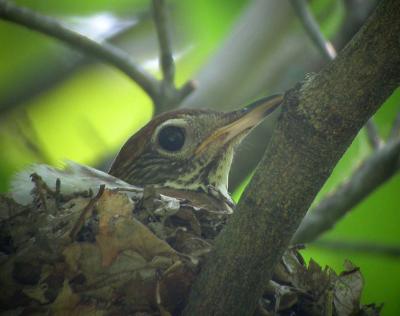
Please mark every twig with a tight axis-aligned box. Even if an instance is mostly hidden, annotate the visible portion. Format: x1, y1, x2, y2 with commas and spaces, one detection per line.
292, 137, 400, 244
0, 9, 149, 115
0, 0, 159, 99
0, 0, 195, 111
365, 119, 383, 149
54, 178, 61, 210
0, 0, 195, 112
313, 240, 400, 258
150, 0, 195, 111
152, 0, 174, 86
289, 0, 337, 61
30, 173, 51, 212
69, 184, 105, 241
389, 112, 400, 140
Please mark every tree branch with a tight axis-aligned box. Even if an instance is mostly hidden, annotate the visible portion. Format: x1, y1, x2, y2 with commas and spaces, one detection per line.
0, 0, 159, 99
365, 119, 383, 149
289, 0, 337, 61
0, 0, 195, 110
389, 111, 400, 139
152, 0, 174, 86
183, 0, 400, 314
292, 137, 400, 244
0, 9, 149, 115
313, 239, 400, 258
150, 0, 196, 112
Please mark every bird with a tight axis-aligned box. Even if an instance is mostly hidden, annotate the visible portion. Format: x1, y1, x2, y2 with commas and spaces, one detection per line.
11, 94, 283, 211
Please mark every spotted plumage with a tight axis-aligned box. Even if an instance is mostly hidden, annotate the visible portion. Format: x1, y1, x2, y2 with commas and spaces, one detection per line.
109, 95, 283, 204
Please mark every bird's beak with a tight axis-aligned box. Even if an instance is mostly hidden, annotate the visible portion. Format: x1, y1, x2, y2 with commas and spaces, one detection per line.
195, 94, 283, 155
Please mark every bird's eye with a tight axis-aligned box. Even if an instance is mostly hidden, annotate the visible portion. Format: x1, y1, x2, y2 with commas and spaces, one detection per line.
157, 126, 186, 152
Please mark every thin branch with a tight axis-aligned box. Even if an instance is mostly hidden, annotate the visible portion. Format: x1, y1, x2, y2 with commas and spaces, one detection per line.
152, 0, 175, 86
69, 184, 105, 241
0, 0, 195, 112
365, 119, 383, 149
0, 0, 159, 99
389, 111, 400, 140
150, 0, 195, 112
292, 137, 400, 244
289, 0, 337, 61
0, 9, 150, 115
176, 80, 197, 101
313, 240, 400, 258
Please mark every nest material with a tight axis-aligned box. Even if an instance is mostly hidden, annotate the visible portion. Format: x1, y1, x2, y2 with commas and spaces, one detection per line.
0, 175, 381, 315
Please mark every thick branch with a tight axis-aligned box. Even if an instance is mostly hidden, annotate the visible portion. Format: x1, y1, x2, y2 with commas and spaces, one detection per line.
0, 0, 159, 98
184, 1, 400, 315
292, 137, 400, 244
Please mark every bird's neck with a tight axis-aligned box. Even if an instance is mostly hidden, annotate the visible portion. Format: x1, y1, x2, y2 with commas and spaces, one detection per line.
162, 147, 234, 204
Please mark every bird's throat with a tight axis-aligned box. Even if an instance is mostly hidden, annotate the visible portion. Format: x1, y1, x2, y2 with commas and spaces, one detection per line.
163, 146, 235, 203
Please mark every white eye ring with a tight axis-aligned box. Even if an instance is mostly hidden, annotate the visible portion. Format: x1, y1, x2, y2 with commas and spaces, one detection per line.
152, 118, 190, 155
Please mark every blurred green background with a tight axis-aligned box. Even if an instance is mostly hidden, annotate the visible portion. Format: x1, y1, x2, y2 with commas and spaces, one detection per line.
0, 0, 399, 314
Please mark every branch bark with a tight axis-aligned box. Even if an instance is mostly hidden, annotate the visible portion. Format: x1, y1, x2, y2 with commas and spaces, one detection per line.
183, 0, 400, 314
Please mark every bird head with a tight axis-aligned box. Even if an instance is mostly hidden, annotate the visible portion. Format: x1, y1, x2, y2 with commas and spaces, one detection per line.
109, 94, 283, 201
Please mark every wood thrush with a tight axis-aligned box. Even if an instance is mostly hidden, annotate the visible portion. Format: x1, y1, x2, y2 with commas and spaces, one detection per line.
11, 94, 282, 210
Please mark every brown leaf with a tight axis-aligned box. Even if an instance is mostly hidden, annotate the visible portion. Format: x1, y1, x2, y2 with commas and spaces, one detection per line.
334, 260, 364, 316
94, 190, 178, 267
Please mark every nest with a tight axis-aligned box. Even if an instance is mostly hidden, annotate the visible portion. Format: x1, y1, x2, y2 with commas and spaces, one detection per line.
0, 174, 381, 315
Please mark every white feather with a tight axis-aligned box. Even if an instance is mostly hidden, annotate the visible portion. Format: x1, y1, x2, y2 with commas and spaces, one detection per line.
10, 160, 142, 205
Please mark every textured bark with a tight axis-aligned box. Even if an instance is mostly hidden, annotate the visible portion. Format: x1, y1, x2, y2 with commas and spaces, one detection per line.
183, 0, 400, 315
